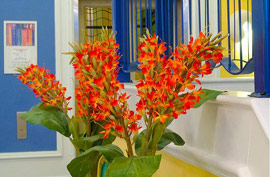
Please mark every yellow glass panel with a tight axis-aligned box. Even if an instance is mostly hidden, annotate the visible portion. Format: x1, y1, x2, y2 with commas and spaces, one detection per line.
221, 0, 254, 78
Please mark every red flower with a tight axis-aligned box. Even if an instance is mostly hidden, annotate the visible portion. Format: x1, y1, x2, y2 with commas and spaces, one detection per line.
115, 125, 124, 132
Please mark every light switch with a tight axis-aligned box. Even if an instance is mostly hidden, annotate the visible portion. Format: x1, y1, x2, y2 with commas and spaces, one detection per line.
17, 112, 27, 139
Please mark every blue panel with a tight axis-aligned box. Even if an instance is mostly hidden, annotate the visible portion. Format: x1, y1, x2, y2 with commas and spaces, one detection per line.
252, 0, 265, 95
0, 0, 57, 152
227, 0, 232, 69
112, 0, 131, 82
263, 0, 270, 96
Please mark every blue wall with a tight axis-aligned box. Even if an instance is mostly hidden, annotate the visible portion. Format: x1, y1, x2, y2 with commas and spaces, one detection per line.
0, 0, 57, 152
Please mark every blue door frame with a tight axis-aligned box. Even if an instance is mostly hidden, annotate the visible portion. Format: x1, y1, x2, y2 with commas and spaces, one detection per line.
112, 0, 131, 82
252, 0, 270, 97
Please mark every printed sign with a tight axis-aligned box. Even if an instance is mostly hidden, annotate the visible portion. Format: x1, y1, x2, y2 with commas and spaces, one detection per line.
4, 21, 37, 74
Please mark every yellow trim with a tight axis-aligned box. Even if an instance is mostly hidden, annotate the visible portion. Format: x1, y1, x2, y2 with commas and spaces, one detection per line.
97, 156, 105, 177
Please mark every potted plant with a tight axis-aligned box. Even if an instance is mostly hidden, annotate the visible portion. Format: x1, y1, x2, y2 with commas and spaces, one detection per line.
17, 29, 226, 177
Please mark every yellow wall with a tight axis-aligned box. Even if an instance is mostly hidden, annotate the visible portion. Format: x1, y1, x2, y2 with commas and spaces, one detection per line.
113, 138, 218, 177
221, 0, 253, 78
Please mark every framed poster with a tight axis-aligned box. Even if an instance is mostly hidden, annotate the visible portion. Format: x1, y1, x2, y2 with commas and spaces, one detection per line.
4, 21, 37, 74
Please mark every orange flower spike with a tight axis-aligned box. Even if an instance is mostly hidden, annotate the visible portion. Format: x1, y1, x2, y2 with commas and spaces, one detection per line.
128, 124, 141, 133
17, 65, 71, 111
200, 62, 213, 76
192, 89, 204, 102
119, 93, 131, 103
154, 112, 169, 123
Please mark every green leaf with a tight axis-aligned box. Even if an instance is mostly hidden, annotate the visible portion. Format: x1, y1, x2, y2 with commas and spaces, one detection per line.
165, 117, 174, 127
194, 89, 223, 108
135, 121, 166, 156
86, 144, 124, 163
135, 130, 146, 155
105, 155, 162, 177
102, 133, 116, 145
21, 103, 71, 137
71, 134, 103, 151
67, 144, 124, 177
69, 116, 86, 139
148, 122, 166, 153
157, 129, 185, 150
67, 151, 100, 177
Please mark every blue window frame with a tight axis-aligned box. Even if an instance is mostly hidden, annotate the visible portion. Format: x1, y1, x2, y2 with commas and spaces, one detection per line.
112, 0, 270, 97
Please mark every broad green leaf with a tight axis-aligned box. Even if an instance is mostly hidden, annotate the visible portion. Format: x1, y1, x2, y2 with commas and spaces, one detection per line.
102, 133, 116, 145
21, 103, 71, 137
105, 155, 162, 177
194, 89, 223, 108
92, 120, 106, 135
157, 129, 185, 150
165, 117, 174, 127
84, 144, 124, 163
67, 151, 100, 177
148, 122, 166, 153
135, 121, 166, 156
135, 130, 146, 155
69, 116, 86, 139
71, 134, 103, 151
67, 144, 124, 177
82, 121, 111, 147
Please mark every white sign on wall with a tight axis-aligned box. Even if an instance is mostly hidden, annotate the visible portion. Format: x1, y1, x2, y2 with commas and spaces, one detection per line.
4, 21, 37, 74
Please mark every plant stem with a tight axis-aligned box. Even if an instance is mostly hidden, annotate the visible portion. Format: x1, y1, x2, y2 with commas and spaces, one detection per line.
87, 120, 91, 137
69, 137, 81, 155
119, 116, 134, 157
125, 137, 134, 157
140, 108, 153, 156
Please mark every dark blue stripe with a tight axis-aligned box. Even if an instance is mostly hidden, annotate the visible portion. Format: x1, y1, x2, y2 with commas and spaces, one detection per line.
140, 0, 142, 36
135, 0, 138, 54
161, 0, 165, 40
189, 0, 192, 35
155, 0, 158, 35
127, 0, 130, 65
227, 0, 231, 69
168, 0, 171, 47
247, 0, 250, 60
174, 0, 177, 47
131, 0, 134, 62
149, 0, 152, 33
238, 0, 243, 69
198, 0, 201, 32
264, 0, 270, 96
145, 0, 148, 29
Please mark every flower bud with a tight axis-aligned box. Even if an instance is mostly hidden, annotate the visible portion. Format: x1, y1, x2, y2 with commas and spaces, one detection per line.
82, 55, 89, 65
107, 74, 112, 82
89, 69, 97, 77
100, 90, 107, 98
92, 57, 97, 70
104, 81, 110, 90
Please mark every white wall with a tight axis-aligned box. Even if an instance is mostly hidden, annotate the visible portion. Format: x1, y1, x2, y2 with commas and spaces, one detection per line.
123, 84, 269, 177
